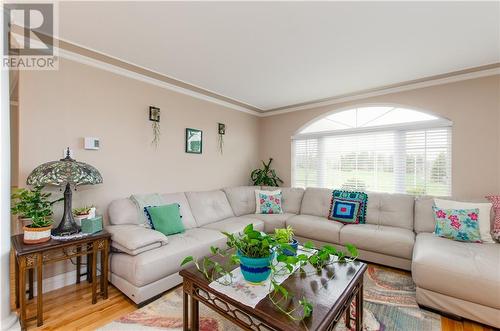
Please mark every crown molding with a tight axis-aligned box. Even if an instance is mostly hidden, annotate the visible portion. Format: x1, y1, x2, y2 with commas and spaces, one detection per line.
12, 25, 498, 118
57, 47, 262, 116
261, 63, 500, 117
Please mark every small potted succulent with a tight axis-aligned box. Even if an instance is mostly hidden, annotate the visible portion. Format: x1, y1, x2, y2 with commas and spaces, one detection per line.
224, 224, 275, 283
73, 206, 94, 226
274, 226, 298, 256
11, 187, 58, 244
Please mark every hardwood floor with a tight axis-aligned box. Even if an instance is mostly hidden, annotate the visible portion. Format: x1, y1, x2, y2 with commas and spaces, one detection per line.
11, 281, 493, 331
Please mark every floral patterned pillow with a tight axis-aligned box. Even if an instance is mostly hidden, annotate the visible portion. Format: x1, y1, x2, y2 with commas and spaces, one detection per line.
433, 206, 482, 243
255, 190, 283, 214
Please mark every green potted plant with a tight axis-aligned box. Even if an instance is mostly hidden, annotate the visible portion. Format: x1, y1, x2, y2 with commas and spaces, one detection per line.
11, 187, 60, 244
250, 158, 283, 187
274, 226, 298, 256
181, 225, 358, 320
73, 205, 94, 225
224, 224, 275, 283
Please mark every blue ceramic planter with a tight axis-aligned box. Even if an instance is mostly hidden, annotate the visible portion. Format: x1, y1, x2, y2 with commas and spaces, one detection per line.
283, 238, 299, 256
237, 251, 274, 283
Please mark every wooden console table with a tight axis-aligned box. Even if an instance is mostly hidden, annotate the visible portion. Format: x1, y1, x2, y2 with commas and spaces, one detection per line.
11, 231, 111, 330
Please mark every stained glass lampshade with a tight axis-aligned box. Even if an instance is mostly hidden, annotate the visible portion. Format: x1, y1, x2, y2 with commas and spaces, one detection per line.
26, 148, 103, 236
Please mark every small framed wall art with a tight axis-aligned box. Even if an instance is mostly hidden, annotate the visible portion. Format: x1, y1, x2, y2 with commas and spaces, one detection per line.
185, 128, 202, 154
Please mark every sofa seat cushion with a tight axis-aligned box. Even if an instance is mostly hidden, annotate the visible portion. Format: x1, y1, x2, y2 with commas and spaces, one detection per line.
202, 216, 264, 234
340, 224, 415, 259
223, 186, 260, 216
105, 225, 169, 255
110, 228, 226, 287
186, 190, 235, 226
286, 215, 344, 244
412, 233, 500, 309
247, 213, 295, 233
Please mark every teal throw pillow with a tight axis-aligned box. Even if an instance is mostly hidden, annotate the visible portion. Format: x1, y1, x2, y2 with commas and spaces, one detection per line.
145, 203, 185, 236
330, 190, 368, 223
433, 206, 482, 243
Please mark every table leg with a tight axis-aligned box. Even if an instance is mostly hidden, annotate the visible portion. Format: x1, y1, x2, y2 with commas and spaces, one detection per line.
100, 240, 109, 299
355, 283, 363, 331
87, 253, 93, 283
91, 243, 98, 304
345, 304, 351, 328
190, 295, 199, 331
76, 246, 81, 284
28, 269, 34, 299
15, 257, 19, 309
18, 257, 26, 331
36, 253, 43, 327
183, 291, 188, 331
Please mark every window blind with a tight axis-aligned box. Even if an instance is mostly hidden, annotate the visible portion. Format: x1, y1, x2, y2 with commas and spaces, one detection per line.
292, 127, 451, 196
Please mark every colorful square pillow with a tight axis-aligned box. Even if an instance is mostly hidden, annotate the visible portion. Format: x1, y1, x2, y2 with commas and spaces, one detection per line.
329, 190, 368, 224
432, 206, 482, 243
329, 199, 361, 224
144, 203, 185, 236
255, 190, 283, 214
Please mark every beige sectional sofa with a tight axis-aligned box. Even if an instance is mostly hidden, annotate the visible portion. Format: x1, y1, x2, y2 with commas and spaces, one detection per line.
106, 186, 500, 328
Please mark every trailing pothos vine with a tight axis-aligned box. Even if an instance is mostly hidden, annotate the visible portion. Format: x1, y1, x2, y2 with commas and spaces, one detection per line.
181, 224, 358, 321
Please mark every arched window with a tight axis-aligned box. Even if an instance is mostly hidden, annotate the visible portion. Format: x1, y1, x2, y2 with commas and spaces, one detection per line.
292, 106, 452, 195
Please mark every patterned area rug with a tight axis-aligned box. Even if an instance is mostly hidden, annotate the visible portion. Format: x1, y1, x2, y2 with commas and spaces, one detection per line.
99, 264, 441, 331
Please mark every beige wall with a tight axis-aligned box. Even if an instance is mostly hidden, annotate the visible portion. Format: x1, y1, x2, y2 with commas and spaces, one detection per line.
259, 75, 500, 199
17, 58, 260, 276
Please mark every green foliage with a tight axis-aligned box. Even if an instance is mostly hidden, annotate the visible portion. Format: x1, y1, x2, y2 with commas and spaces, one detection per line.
11, 187, 61, 228
274, 225, 294, 243
73, 206, 93, 216
223, 224, 272, 258
180, 225, 360, 322
250, 158, 284, 187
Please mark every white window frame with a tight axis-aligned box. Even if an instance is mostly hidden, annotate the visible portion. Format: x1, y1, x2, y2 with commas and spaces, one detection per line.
291, 106, 453, 195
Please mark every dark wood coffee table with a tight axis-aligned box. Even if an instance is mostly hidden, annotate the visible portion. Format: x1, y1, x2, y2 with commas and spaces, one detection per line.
179, 253, 367, 331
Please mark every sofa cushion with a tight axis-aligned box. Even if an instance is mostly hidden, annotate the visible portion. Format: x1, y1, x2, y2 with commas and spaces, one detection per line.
186, 190, 235, 226
365, 192, 415, 230
223, 186, 260, 216
110, 228, 226, 287
262, 187, 305, 214
202, 216, 264, 234
105, 224, 169, 254
108, 198, 139, 225
112, 241, 162, 256
340, 224, 415, 259
412, 233, 500, 309
160, 192, 198, 229
414, 196, 436, 233
108, 192, 197, 229
300, 188, 332, 217
247, 213, 295, 233
286, 214, 344, 244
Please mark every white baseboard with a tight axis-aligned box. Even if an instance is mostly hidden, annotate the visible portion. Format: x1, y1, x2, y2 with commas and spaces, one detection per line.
31, 268, 101, 296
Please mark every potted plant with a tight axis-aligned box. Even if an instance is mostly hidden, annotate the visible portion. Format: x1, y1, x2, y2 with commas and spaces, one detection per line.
274, 226, 298, 256
250, 158, 284, 187
73, 206, 94, 226
224, 224, 275, 283
182, 225, 358, 321
11, 187, 59, 244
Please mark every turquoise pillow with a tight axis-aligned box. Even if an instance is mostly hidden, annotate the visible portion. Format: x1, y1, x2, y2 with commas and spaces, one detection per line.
145, 204, 185, 236
433, 206, 482, 243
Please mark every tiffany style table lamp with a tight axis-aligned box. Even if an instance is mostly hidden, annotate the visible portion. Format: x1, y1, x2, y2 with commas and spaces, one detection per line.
26, 148, 103, 236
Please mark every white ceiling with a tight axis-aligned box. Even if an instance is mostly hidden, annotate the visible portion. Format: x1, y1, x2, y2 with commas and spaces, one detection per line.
58, 1, 500, 111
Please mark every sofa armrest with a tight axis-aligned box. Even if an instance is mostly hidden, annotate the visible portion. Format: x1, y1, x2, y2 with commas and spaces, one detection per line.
105, 225, 168, 255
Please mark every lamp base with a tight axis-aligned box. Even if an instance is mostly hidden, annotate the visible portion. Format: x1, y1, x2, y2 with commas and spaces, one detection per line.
52, 182, 80, 236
